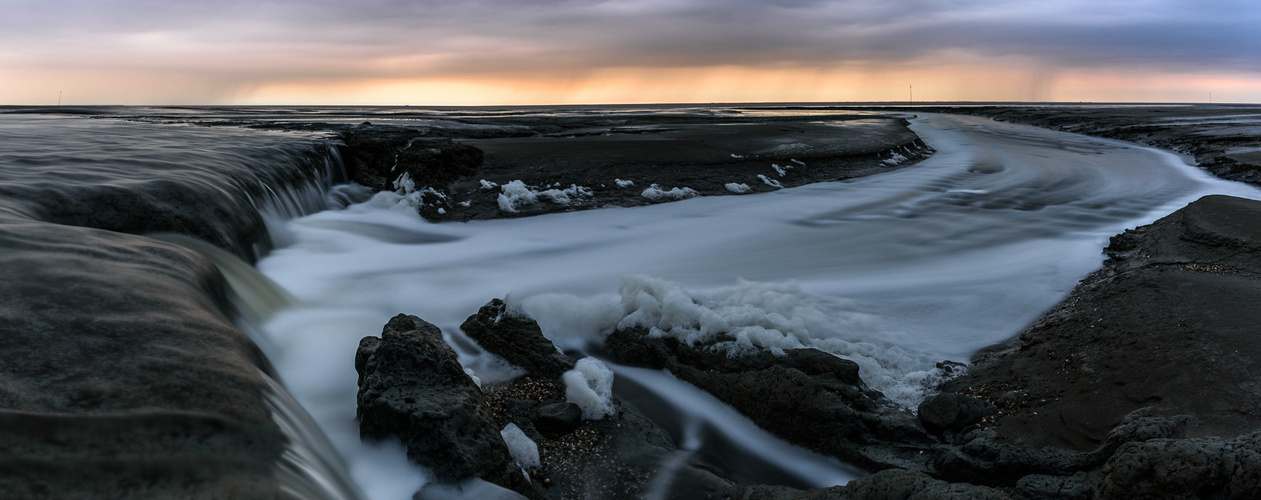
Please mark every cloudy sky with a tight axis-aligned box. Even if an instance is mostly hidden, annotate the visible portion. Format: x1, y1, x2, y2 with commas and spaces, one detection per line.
2, 0, 1258, 105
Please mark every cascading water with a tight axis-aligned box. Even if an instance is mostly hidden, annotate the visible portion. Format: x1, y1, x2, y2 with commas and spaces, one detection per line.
255, 113, 1261, 498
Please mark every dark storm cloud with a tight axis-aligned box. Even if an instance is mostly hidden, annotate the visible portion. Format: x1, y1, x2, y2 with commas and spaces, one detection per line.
2, 0, 1258, 79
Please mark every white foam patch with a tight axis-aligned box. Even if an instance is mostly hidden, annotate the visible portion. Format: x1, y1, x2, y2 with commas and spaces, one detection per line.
497, 180, 538, 212
499, 423, 540, 469
725, 182, 751, 193
883, 152, 908, 165
563, 358, 615, 419
641, 184, 699, 201
772, 163, 791, 177
615, 178, 635, 188
757, 174, 782, 188
497, 180, 592, 212
613, 275, 946, 406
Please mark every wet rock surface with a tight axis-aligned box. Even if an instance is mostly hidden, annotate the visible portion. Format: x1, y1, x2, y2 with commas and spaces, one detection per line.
0, 224, 294, 498
364, 308, 735, 500
601, 327, 935, 473
355, 314, 542, 499
460, 298, 576, 380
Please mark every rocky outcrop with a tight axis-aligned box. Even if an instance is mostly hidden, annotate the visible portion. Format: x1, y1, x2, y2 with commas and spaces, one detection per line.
339, 125, 483, 218
355, 314, 542, 499
460, 298, 576, 380
917, 393, 998, 434
361, 309, 736, 500
340, 126, 483, 192
603, 327, 935, 472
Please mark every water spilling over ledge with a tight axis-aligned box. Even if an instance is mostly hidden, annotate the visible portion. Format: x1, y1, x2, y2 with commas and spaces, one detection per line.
3, 106, 1261, 498
0, 115, 362, 498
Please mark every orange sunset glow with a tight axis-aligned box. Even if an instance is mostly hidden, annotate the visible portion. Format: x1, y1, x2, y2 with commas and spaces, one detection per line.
2, 0, 1259, 105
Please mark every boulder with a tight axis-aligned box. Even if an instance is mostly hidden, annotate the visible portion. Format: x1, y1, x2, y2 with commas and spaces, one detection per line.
354, 314, 541, 499
533, 402, 583, 437
918, 393, 998, 433
460, 298, 576, 380
1093, 431, 1261, 499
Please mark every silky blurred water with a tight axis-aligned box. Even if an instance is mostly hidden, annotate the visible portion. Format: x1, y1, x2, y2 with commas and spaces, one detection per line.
255, 113, 1261, 497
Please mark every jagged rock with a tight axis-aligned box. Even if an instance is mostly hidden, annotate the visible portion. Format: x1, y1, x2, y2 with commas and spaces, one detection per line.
354, 314, 541, 499
460, 298, 576, 380
533, 402, 582, 437
918, 393, 997, 433
339, 126, 482, 193
1093, 431, 1261, 499
603, 327, 935, 472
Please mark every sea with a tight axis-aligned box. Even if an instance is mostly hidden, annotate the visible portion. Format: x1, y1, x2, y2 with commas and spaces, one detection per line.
2, 105, 1259, 499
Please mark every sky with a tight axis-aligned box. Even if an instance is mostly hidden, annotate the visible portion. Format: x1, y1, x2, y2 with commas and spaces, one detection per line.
1, 0, 1258, 105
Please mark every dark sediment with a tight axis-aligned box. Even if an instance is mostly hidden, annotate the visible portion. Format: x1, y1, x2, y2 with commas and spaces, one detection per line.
940, 194, 1261, 450
332, 112, 932, 221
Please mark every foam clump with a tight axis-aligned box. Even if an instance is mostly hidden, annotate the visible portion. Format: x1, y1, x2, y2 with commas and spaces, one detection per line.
615, 178, 635, 188
725, 183, 751, 193
883, 152, 908, 165
641, 184, 699, 201
563, 357, 615, 419
497, 180, 593, 212
757, 174, 782, 188
499, 423, 540, 469
497, 180, 538, 212
613, 274, 945, 407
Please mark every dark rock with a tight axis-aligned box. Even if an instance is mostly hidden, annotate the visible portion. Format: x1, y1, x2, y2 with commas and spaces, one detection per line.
339, 126, 483, 198
1014, 472, 1092, 500
1093, 431, 1261, 500
731, 468, 1008, 499
355, 314, 541, 499
533, 402, 582, 437
603, 327, 935, 472
460, 298, 576, 380
918, 393, 997, 433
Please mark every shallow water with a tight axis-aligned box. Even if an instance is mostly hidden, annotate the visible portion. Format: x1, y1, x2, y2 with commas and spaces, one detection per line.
254, 113, 1261, 496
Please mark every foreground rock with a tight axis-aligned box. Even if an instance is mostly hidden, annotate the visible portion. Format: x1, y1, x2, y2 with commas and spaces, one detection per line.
460, 298, 576, 380
602, 327, 936, 473
359, 305, 735, 499
355, 314, 542, 499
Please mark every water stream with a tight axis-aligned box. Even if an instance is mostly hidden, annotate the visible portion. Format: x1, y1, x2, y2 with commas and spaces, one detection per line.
252, 113, 1261, 497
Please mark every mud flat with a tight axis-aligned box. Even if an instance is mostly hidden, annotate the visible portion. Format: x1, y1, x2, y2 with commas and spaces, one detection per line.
333, 110, 933, 220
